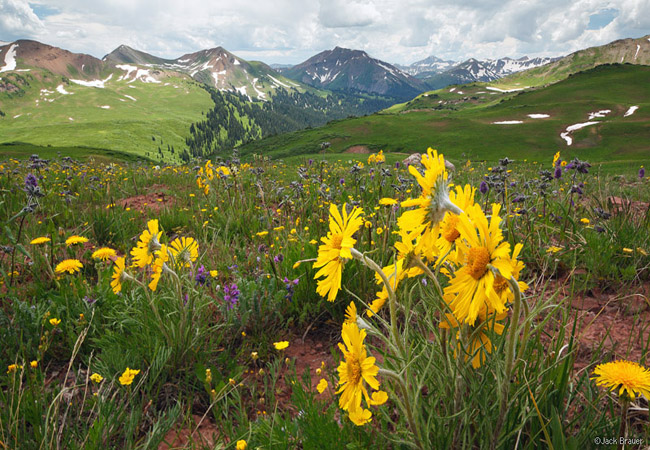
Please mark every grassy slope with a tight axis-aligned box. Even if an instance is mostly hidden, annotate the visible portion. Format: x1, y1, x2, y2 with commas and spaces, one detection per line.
0, 68, 213, 161
239, 64, 650, 167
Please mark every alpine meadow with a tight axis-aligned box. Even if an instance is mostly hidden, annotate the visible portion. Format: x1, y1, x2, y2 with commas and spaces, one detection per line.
1, 4, 650, 449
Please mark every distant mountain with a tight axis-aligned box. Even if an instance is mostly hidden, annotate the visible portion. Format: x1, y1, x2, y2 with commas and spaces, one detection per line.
0, 40, 107, 79
0, 40, 398, 161
396, 56, 456, 76
104, 45, 303, 101
495, 34, 650, 88
421, 56, 558, 90
282, 47, 427, 101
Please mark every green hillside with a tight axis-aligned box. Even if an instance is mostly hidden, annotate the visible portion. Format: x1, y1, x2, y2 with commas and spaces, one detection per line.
239, 64, 650, 166
0, 69, 213, 162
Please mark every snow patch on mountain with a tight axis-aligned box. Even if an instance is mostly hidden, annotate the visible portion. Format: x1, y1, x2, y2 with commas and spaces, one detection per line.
493, 120, 523, 124
527, 114, 550, 118
70, 74, 113, 88
56, 85, 71, 95
588, 110, 610, 120
0, 44, 18, 73
624, 106, 638, 117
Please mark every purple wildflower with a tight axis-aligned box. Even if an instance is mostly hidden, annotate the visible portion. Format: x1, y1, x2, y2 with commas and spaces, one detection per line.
308, 159, 313, 166
640, 167, 646, 179
273, 254, 284, 264
223, 283, 240, 309
479, 180, 488, 194
283, 277, 299, 301
339, 178, 345, 185
83, 296, 96, 306
195, 265, 209, 286
395, 162, 400, 169
25, 173, 38, 189
554, 166, 562, 179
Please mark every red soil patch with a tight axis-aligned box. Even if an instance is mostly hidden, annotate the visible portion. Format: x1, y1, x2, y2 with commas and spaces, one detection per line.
159, 414, 218, 450
117, 184, 175, 212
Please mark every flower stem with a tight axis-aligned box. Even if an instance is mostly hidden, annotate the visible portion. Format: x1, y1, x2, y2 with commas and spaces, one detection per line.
617, 399, 629, 450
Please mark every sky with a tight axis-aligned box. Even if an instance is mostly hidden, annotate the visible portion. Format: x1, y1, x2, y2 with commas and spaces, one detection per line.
1, 0, 649, 65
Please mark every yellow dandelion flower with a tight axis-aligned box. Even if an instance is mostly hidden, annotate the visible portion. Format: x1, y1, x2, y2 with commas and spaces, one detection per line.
546, 246, 563, 254
30, 360, 38, 368
622, 248, 633, 254
313, 203, 364, 302
552, 151, 560, 167
236, 440, 247, 450
580, 218, 590, 225
336, 322, 380, 412
92, 247, 116, 261
30, 236, 51, 245
273, 341, 289, 350
118, 367, 141, 386
49, 318, 61, 326
65, 235, 88, 246
210, 270, 218, 277
256, 231, 269, 237
55, 259, 83, 275
592, 360, 650, 401
317, 378, 328, 393
444, 203, 516, 326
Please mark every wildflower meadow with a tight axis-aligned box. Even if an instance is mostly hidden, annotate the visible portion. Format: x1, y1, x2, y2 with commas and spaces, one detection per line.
1, 150, 649, 449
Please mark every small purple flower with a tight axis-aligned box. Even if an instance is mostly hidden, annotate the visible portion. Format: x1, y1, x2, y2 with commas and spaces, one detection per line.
308, 159, 313, 166
25, 173, 38, 189
223, 283, 240, 309
273, 254, 284, 264
258, 244, 268, 253
512, 194, 525, 203
554, 166, 562, 179
479, 180, 488, 194
283, 277, 299, 301
83, 296, 96, 306
421, 278, 428, 286
195, 265, 209, 286
395, 162, 400, 169
640, 167, 646, 179
339, 178, 345, 185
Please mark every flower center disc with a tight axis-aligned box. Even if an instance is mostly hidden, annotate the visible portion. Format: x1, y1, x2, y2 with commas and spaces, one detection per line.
467, 247, 490, 280
442, 215, 461, 243
331, 234, 344, 250
347, 356, 362, 385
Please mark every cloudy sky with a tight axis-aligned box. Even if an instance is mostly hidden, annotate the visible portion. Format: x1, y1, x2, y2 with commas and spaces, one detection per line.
1, 0, 648, 65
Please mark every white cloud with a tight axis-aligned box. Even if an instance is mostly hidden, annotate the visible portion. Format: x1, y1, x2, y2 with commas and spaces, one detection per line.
0, 0, 647, 65
0, 0, 44, 38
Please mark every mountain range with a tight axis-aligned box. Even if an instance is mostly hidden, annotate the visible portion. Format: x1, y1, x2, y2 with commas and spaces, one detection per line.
1, 34, 649, 162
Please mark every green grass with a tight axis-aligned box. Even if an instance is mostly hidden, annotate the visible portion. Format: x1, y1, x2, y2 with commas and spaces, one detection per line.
0, 70, 213, 162
0, 142, 150, 163
240, 64, 650, 172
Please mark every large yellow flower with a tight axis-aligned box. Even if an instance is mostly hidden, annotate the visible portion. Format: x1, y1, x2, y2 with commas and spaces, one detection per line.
131, 219, 162, 268
30, 236, 51, 245
444, 203, 516, 326
169, 237, 198, 267
436, 184, 476, 266
111, 256, 127, 294
397, 148, 460, 262
336, 322, 380, 412
592, 360, 650, 401
313, 203, 364, 302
